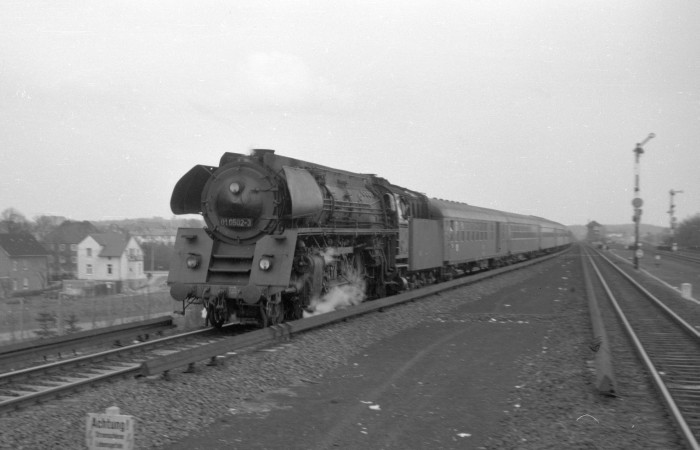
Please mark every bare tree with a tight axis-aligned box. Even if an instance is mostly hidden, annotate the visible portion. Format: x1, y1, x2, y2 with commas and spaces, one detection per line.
32, 215, 67, 240
0, 208, 31, 234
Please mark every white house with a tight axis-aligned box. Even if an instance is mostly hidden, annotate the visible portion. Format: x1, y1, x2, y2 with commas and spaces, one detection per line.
77, 232, 146, 287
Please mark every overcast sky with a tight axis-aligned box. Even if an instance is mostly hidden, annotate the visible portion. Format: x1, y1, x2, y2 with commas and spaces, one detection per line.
2, 1, 699, 227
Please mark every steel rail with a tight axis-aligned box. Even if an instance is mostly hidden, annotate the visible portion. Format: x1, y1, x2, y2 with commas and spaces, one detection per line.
587, 251, 700, 450
656, 250, 700, 265
0, 325, 234, 414
595, 251, 700, 340
0, 325, 226, 384
0, 316, 174, 370
0, 365, 142, 414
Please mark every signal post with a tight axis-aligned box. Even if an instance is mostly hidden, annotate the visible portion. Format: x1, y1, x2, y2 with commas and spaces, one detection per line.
632, 133, 654, 269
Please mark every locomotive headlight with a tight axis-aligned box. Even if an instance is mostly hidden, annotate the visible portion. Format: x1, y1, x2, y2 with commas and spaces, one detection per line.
229, 182, 241, 194
186, 254, 201, 269
259, 258, 272, 271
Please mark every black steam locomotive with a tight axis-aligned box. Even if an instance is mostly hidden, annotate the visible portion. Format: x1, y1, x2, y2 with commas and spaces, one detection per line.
168, 149, 571, 327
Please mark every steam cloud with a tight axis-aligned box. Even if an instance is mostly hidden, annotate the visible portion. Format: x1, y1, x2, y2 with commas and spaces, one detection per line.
303, 249, 367, 317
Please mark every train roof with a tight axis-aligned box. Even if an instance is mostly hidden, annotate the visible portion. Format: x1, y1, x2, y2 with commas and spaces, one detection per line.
427, 198, 566, 228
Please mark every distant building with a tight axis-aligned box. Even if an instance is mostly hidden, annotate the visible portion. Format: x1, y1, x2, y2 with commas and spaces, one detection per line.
131, 228, 177, 245
76, 232, 146, 290
42, 221, 99, 280
0, 233, 50, 297
586, 221, 604, 242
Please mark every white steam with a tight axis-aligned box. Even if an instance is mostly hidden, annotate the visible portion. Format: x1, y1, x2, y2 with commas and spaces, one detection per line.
320, 247, 338, 265
303, 250, 367, 317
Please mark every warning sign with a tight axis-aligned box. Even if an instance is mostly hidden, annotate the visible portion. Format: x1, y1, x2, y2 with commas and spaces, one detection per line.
86, 406, 134, 450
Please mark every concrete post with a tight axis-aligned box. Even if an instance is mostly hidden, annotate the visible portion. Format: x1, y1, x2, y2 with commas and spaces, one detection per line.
681, 283, 692, 300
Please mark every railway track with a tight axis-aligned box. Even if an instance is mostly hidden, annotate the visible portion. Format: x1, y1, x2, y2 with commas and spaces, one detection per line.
0, 249, 568, 416
585, 247, 700, 449
0, 325, 238, 414
656, 249, 700, 265
0, 316, 174, 372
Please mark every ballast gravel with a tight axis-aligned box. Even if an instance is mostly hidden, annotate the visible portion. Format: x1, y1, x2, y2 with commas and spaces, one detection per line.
0, 255, 681, 449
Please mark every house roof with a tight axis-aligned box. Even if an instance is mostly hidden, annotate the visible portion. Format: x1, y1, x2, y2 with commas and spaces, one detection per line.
44, 221, 99, 245
90, 232, 129, 257
0, 233, 50, 257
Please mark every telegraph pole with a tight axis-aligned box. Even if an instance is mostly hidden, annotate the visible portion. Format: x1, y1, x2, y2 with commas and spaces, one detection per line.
632, 133, 655, 269
668, 189, 683, 251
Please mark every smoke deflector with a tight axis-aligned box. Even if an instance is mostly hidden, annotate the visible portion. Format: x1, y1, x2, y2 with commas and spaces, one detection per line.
170, 165, 216, 215
283, 166, 324, 218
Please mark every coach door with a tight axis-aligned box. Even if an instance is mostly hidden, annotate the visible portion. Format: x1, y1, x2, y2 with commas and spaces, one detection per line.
495, 222, 502, 253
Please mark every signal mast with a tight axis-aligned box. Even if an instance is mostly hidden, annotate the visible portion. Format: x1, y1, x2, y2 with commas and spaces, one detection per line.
632, 133, 655, 269
668, 189, 683, 251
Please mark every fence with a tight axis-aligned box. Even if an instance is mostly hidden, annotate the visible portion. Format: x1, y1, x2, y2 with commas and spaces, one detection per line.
0, 289, 175, 344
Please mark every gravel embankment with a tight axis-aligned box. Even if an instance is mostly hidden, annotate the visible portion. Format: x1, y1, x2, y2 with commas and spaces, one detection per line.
483, 253, 683, 450
0, 255, 681, 449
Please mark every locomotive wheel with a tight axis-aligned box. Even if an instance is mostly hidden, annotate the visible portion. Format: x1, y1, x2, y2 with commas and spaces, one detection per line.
207, 306, 226, 328
285, 297, 305, 321
290, 278, 315, 320
207, 293, 228, 328
260, 295, 284, 327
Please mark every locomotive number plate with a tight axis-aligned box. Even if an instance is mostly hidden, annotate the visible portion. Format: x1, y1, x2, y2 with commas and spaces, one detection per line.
220, 217, 252, 227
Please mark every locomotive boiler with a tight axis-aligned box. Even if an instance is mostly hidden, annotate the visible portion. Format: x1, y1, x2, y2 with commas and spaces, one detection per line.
168, 149, 571, 328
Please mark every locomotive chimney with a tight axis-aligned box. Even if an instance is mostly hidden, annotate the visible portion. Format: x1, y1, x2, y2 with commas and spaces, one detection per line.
252, 149, 275, 157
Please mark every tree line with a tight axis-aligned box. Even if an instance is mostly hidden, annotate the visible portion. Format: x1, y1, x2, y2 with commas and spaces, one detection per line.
675, 214, 700, 249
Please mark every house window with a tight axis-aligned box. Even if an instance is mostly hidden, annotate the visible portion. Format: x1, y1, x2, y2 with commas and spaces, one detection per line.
23, 278, 28, 289
86, 248, 92, 257
23, 260, 28, 270
86, 264, 92, 275
13, 261, 18, 271
70, 244, 77, 251
59, 256, 66, 263
59, 244, 65, 251
107, 264, 113, 275
71, 256, 77, 263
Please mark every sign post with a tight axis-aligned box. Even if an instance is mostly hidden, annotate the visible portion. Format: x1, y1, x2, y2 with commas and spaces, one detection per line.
86, 406, 135, 450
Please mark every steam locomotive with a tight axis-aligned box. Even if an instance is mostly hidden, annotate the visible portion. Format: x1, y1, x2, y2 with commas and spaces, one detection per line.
168, 149, 571, 327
